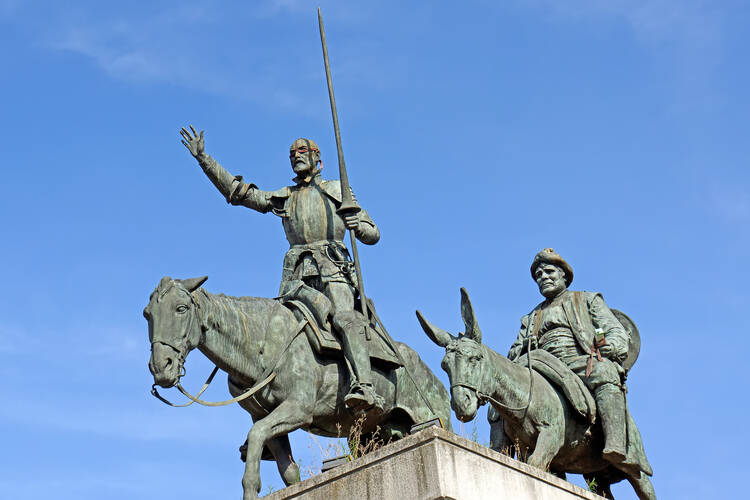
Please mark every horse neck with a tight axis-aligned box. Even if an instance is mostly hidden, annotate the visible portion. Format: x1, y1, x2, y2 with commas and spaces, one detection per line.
481, 345, 533, 420
193, 289, 267, 381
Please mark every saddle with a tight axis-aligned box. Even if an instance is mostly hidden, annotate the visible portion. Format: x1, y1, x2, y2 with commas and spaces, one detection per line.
283, 299, 403, 369
514, 350, 597, 424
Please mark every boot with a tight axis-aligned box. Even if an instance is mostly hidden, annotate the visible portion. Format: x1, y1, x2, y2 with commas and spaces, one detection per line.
596, 384, 627, 464
333, 311, 384, 412
344, 382, 383, 413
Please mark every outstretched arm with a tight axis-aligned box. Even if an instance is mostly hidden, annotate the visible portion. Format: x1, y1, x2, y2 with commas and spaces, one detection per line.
180, 126, 274, 213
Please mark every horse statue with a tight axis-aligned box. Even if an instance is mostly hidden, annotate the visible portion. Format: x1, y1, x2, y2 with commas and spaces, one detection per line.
145, 276, 451, 500
417, 288, 656, 500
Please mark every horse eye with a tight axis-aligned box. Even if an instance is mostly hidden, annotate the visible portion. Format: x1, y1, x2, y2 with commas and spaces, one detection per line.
176, 305, 189, 313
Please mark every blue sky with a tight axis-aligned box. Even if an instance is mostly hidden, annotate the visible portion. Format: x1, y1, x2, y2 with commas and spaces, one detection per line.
1, 0, 748, 498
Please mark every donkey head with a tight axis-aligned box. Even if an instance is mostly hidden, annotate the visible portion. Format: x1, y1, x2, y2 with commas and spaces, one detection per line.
417, 288, 486, 422
145, 276, 207, 388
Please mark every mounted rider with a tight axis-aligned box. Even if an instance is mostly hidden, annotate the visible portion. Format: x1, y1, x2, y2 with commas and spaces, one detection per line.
181, 128, 383, 412
508, 248, 651, 473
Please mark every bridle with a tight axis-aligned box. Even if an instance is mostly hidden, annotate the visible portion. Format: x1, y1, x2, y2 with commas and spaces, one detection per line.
148, 280, 304, 407
449, 335, 535, 415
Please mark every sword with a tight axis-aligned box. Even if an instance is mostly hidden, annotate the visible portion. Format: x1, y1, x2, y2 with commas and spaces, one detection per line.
318, 8, 369, 317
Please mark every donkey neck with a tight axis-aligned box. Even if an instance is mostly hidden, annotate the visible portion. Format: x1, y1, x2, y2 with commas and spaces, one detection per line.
193, 289, 268, 383
481, 345, 534, 420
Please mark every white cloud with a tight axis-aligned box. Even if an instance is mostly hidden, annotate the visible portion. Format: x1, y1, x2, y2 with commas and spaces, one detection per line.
34, 1, 372, 113
516, 0, 721, 49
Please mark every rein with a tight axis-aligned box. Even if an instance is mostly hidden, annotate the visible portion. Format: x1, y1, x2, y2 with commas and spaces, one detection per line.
150, 285, 307, 408
452, 333, 535, 415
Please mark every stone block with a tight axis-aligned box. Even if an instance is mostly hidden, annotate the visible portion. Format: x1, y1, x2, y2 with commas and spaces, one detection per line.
266, 426, 601, 500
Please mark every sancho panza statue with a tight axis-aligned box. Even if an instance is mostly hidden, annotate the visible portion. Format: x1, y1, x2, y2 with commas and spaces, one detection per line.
180, 127, 383, 411
508, 248, 649, 471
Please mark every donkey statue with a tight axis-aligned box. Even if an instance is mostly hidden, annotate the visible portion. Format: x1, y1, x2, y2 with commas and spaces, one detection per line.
417, 288, 655, 500
145, 276, 450, 500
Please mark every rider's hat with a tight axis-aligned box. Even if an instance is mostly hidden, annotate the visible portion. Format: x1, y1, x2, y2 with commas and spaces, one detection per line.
530, 248, 574, 287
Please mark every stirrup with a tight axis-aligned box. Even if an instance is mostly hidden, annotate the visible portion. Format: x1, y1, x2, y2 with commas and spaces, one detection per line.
344, 383, 383, 412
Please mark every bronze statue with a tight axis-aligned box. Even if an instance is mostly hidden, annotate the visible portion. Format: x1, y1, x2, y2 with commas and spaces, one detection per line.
180, 128, 383, 412
146, 276, 451, 500
417, 250, 655, 499
509, 249, 635, 465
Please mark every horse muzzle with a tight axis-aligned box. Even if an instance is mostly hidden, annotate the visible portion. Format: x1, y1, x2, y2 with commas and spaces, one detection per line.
451, 385, 479, 422
149, 342, 181, 388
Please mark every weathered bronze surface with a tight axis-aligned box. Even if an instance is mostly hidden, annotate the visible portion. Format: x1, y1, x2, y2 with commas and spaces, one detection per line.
156, 14, 455, 498
146, 276, 451, 500
418, 249, 656, 500
180, 126, 385, 413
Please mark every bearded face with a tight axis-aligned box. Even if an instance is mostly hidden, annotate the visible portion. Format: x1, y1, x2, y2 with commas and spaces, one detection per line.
289, 138, 320, 178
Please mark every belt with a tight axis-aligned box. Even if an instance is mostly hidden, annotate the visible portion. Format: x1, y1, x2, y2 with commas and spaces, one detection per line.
289, 240, 345, 249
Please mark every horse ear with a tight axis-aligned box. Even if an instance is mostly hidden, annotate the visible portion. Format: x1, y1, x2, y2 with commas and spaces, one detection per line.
416, 310, 454, 347
460, 287, 482, 343
181, 276, 208, 292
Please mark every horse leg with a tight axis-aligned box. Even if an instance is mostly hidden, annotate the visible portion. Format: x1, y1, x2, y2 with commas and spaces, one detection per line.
241, 400, 313, 500
238, 434, 298, 486
266, 434, 300, 486
526, 424, 564, 471
627, 470, 656, 500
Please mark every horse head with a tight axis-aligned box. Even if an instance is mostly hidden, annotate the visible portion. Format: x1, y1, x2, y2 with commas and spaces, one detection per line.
145, 276, 208, 388
417, 288, 487, 422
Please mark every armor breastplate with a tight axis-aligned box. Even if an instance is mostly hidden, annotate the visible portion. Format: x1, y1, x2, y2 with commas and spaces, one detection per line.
282, 184, 346, 245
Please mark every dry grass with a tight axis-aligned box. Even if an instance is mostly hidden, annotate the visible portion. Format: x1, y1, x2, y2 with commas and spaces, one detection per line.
301, 414, 392, 480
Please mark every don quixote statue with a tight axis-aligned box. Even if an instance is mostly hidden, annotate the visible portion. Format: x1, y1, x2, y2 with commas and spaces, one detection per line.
145, 11, 450, 500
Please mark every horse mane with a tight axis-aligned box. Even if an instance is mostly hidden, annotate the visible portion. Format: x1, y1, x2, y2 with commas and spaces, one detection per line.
197, 288, 287, 340
201, 290, 277, 309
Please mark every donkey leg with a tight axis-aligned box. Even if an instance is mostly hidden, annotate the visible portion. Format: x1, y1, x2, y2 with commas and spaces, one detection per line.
242, 400, 312, 500
526, 424, 564, 471
266, 434, 300, 486
627, 470, 656, 500
488, 407, 513, 456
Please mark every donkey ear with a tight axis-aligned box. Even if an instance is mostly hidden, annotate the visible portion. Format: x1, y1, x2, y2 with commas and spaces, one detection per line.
416, 310, 455, 347
460, 287, 482, 343
181, 276, 208, 292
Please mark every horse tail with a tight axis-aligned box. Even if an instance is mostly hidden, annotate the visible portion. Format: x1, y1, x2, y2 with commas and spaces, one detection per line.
393, 342, 452, 431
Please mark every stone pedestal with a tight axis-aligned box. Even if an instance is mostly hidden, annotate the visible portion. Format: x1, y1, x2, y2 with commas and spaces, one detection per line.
266, 426, 601, 500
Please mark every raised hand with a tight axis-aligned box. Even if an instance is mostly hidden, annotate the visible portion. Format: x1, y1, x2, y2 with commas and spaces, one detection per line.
180, 125, 205, 158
